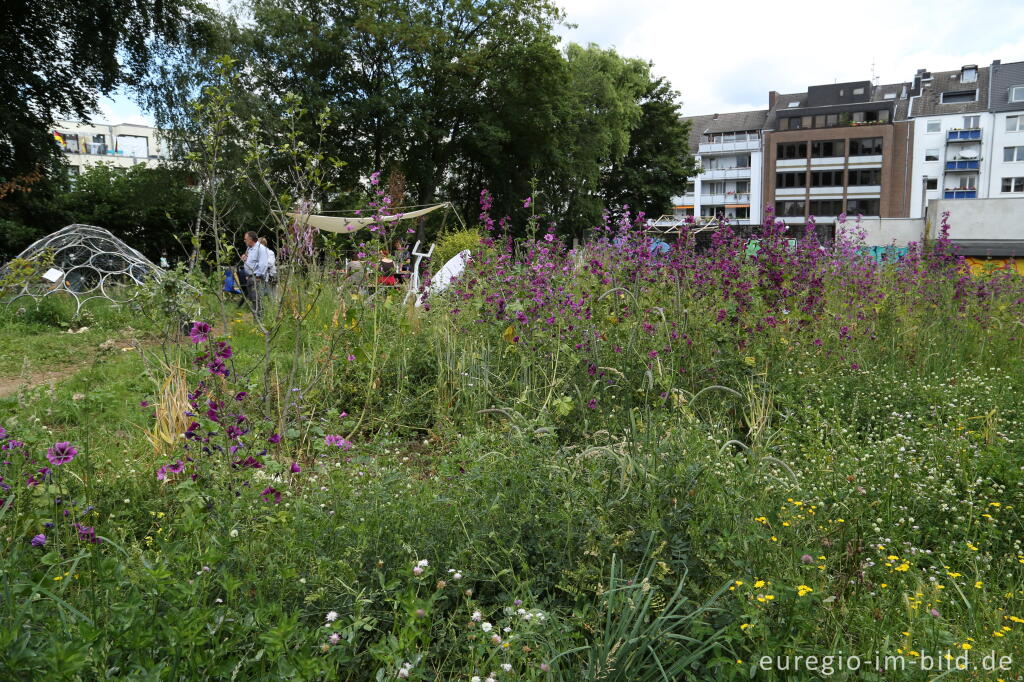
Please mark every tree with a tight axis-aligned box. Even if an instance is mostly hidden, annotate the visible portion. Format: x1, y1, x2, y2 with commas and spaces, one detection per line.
547, 43, 649, 238
0, 0, 209, 183
57, 164, 199, 261
601, 76, 696, 223
0, 0, 213, 258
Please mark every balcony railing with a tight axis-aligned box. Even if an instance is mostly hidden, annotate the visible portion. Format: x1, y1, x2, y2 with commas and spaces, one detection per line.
945, 159, 981, 170
698, 139, 760, 154
702, 167, 752, 180
947, 129, 982, 142
943, 189, 977, 199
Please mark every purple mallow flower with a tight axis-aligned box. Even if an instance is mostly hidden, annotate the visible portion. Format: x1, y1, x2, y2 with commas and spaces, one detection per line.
189, 321, 211, 344
46, 442, 77, 466
31, 534, 46, 547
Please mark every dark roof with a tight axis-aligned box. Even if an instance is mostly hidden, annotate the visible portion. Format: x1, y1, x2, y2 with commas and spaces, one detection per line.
909, 66, 989, 117
704, 109, 768, 134
765, 82, 910, 129
681, 111, 766, 153
990, 60, 1024, 113
682, 114, 717, 154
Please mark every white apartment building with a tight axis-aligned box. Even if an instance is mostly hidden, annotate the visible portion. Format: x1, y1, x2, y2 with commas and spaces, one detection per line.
908, 61, 1024, 219
53, 120, 170, 175
676, 110, 767, 226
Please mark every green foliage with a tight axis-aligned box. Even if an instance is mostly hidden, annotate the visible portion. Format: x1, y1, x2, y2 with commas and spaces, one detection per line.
431, 227, 483, 272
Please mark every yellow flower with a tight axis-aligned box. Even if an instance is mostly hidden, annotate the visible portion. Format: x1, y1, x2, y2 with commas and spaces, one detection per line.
975, 581, 983, 589
770, 536, 778, 542
740, 623, 751, 630
947, 572, 962, 578
753, 517, 768, 525
743, 356, 756, 366
53, 576, 63, 581
887, 555, 899, 561
967, 542, 979, 551
796, 585, 813, 597
754, 580, 766, 589
895, 562, 910, 572
961, 643, 972, 650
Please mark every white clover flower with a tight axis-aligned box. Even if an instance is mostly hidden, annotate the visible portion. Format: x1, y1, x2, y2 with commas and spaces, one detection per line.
472, 611, 482, 622
471, 677, 481, 682
229, 529, 239, 538
501, 663, 512, 672
481, 622, 493, 632
417, 559, 429, 568
326, 611, 339, 623
453, 572, 462, 580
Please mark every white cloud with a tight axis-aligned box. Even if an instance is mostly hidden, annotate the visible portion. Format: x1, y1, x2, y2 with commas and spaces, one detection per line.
555, 0, 1024, 115
95, 90, 156, 127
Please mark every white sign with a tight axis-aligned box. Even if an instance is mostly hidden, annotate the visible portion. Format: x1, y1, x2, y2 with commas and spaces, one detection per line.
42, 268, 64, 283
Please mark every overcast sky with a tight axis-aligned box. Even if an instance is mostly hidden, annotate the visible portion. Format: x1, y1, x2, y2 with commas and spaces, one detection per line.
99, 0, 1024, 125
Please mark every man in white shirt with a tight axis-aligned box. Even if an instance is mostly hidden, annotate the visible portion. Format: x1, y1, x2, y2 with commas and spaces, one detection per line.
259, 237, 277, 301
241, 231, 270, 317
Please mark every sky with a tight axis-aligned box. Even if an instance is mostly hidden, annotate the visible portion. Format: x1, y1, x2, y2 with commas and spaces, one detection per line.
97, 0, 1024, 126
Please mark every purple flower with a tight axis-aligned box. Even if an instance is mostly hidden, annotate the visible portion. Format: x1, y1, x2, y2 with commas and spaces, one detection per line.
0, 427, 6, 439
31, 534, 46, 547
261, 486, 281, 504
168, 460, 186, 474
215, 341, 233, 359
347, 354, 356, 362
189, 321, 211, 344
140, 400, 150, 408
234, 391, 248, 401
324, 434, 352, 449
156, 465, 167, 481
268, 433, 281, 444
544, 233, 554, 242
587, 399, 597, 410
523, 197, 532, 209
46, 442, 77, 466
290, 462, 301, 473
73, 523, 101, 544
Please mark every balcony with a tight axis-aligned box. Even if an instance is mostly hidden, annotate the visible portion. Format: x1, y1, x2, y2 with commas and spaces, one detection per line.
945, 159, 980, 171
947, 129, 982, 142
698, 139, 760, 154
702, 167, 752, 180
943, 189, 977, 199
700, 193, 751, 204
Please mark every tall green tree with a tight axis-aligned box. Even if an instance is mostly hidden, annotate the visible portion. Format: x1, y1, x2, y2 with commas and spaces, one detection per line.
547, 43, 649, 237
600, 76, 696, 223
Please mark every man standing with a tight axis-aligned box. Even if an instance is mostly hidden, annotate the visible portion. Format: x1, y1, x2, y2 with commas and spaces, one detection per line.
259, 237, 277, 301
241, 231, 270, 318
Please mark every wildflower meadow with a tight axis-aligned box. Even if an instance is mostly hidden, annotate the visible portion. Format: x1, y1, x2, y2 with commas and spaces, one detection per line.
1, 196, 1023, 680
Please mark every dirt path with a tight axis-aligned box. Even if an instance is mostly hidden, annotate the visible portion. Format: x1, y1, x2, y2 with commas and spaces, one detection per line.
0, 365, 88, 399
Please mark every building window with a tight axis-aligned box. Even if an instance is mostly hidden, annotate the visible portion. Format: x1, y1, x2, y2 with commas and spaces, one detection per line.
810, 170, 844, 187
734, 180, 750, 193
786, 117, 802, 130
60, 132, 80, 153
775, 200, 805, 217
1004, 146, 1024, 162
809, 200, 844, 216
961, 67, 977, 83
811, 140, 844, 157
787, 101, 800, 108
848, 168, 881, 185
68, 165, 80, 176
925, 148, 939, 161
1010, 86, 1024, 103
776, 172, 807, 188
853, 87, 865, 95
116, 134, 149, 158
777, 142, 807, 159
846, 198, 879, 215
1001, 177, 1024, 193
735, 154, 751, 168
926, 120, 941, 133
1007, 115, 1024, 132
963, 115, 980, 129
941, 90, 977, 104
849, 137, 883, 156
925, 178, 938, 190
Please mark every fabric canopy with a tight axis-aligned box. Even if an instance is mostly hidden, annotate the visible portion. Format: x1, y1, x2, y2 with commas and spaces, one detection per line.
286, 203, 446, 234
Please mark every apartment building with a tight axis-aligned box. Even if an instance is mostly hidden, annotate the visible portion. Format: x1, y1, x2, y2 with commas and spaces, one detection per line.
52, 120, 169, 175
676, 110, 768, 225
762, 81, 914, 235
988, 60, 1024, 202
906, 65, 991, 216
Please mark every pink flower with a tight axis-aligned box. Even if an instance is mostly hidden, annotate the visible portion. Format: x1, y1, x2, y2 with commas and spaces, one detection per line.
46, 442, 77, 466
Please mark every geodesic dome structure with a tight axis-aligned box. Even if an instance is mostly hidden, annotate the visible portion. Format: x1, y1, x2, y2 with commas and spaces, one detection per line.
1, 224, 161, 314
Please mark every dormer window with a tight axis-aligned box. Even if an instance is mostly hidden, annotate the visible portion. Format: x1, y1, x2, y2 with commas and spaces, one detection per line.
787, 101, 800, 108
942, 90, 977, 104
1011, 86, 1024, 103
961, 66, 977, 83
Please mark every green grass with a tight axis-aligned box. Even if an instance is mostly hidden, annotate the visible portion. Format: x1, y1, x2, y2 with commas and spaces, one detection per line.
0, 267, 1022, 681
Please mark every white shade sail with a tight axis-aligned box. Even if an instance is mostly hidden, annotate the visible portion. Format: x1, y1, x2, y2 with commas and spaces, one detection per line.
287, 203, 447, 234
